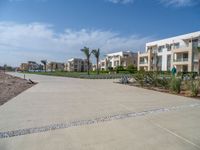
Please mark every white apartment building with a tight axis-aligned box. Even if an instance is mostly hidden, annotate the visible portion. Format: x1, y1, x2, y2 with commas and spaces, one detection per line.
65, 58, 91, 72
100, 51, 137, 70
138, 31, 200, 73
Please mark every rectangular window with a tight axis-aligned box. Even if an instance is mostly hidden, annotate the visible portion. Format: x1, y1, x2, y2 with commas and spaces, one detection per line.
174, 43, 180, 49
158, 45, 165, 52
167, 55, 171, 71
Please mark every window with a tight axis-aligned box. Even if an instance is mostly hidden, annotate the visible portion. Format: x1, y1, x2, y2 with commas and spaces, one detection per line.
166, 44, 172, 51
174, 43, 180, 49
167, 55, 171, 71
158, 45, 165, 52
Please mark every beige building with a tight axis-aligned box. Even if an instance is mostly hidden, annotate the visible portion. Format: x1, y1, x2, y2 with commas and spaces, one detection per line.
20, 63, 29, 71
65, 58, 91, 72
100, 51, 137, 70
138, 31, 200, 73
47, 62, 64, 71
20, 61, 40, 71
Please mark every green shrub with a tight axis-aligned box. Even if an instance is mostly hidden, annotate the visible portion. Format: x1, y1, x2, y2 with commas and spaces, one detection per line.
127, 65, 137, 74
169, 77, 182, 94
189, 80, 200, 97
118, 70, 130, 74
133, 72, 145, 87
157, 77, 171, 89
177, 72, 198, 79
100, 70, 109, 74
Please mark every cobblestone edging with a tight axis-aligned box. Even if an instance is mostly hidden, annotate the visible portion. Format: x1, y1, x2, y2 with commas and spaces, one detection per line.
0, 103, 199, 139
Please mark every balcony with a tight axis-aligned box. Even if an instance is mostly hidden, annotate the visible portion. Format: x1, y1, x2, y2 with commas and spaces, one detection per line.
172, 45, 192, 53
173, 58, 188, 62
139, 61, 148, 65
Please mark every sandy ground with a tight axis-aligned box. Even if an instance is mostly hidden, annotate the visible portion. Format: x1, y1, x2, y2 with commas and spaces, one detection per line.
0, 71, 35, 105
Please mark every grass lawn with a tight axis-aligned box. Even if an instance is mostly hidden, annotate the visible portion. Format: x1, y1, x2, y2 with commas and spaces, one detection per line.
25, 71, 91, 77
24, 71, 131, 79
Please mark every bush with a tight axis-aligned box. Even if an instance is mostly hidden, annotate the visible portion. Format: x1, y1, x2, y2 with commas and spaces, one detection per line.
127, 65, 137, 74
189, 80, 200, 96
157, 77, 171, 89
169, 77, 182, 94
118, 70, 130, 74
100, 70, 109, 74
177, 72, 198, 79
133, 72, 145, 87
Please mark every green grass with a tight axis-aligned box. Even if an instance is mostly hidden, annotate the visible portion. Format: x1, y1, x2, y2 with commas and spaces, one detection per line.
24, 71, 132, 79
25, 71, 89, 77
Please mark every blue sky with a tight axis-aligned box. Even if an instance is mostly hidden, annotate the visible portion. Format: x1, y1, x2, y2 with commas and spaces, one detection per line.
0, 0, 200, 66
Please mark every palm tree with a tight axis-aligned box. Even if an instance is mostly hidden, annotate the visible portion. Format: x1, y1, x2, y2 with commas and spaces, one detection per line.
41, 60, 47, 72
92, 49, 100, 75
81, 47, 92, 75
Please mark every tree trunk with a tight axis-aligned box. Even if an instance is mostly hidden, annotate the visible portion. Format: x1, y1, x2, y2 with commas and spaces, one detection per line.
87, 58, 90, 75
97, 58, 99, 75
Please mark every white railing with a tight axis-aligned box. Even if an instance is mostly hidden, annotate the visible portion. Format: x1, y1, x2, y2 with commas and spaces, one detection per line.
173, 58, 188, 62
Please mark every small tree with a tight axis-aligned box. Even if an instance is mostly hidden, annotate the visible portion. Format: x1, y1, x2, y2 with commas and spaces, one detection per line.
81, 47, 92, 75
92, 49, 100, 75
41, 60, 47, 72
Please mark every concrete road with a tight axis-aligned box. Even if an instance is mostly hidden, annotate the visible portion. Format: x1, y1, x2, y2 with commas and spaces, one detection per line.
0, 72, 200, 150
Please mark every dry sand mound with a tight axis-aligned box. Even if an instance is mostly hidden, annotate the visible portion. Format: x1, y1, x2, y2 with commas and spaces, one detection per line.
0, 71, 35, 105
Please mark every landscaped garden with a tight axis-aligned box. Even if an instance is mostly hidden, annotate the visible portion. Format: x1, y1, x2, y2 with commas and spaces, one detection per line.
24, 65, 200, 98
130, 71, 200, 98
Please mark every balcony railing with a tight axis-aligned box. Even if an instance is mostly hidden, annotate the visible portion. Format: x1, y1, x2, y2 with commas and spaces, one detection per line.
173, 58, 188, 62
139, 61, 148, 64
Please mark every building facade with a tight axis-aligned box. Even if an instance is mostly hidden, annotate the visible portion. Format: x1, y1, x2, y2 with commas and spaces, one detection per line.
20, 61, 41, 71
100, 51, 137, 71
65, 58, 91, 72
138, 31, 200, 73
47, 62, 64, 71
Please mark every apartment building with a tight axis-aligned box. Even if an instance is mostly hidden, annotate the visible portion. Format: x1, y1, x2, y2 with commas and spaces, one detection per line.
65, 58, 91, 72
138, 31, 200, 73
47, 62, 64, 71
20, 63, 29, 71
20, 61, 41, 71
100, 51, 137, 70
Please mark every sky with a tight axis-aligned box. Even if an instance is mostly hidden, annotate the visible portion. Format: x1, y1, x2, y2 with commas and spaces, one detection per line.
0, 0, 200, 66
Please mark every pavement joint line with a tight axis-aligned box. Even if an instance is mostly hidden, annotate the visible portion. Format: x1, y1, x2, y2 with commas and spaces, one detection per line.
0, 103, 199, 139
152, 122, 200, 149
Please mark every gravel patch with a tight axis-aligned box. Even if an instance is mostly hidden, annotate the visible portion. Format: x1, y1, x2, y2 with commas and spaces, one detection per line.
0, 103, 199, 139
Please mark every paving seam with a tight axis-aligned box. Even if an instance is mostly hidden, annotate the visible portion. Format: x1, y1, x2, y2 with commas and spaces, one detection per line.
0, 103, 200, 139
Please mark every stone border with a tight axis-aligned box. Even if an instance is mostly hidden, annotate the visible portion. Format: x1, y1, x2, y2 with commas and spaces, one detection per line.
0, 103, 199, 139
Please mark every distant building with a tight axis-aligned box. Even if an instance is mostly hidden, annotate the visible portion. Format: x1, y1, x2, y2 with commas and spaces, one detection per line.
100, 51, 138, 71
65, 58, 92, 72
138, 31, 200, 73
92, 64, 97, 71
20, 63, 29, 71
27, 61, 41, 71
20, 61, 41, 71
47, 62, 64, 71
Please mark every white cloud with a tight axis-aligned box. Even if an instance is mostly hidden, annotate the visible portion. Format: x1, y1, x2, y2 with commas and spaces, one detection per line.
0, 22, 153, 66
160, 0, 199, 7
106, 0, 134, 4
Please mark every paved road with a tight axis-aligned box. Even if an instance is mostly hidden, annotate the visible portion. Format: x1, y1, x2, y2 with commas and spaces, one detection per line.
0, 72, 200, 150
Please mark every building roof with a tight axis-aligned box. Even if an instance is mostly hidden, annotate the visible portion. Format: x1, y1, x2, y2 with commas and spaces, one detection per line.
146, 31, 200, 47
106, 51, 136, 57
67, 58, 86, 62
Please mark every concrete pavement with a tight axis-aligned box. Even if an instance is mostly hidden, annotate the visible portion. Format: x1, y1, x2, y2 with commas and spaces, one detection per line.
0, 72, 200, 150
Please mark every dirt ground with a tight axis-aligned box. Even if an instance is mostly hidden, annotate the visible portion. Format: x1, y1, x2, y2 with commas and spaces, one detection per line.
0, 71, 35, 106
